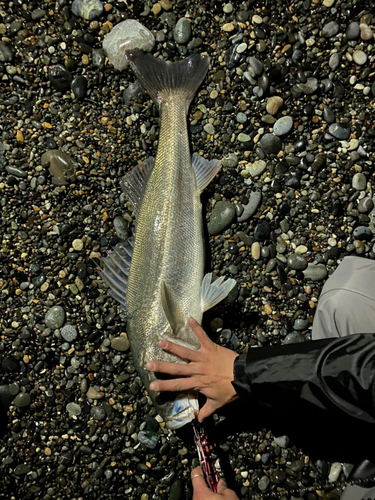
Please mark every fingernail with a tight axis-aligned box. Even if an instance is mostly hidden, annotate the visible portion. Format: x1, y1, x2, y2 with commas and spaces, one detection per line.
146, 362, 155, 371
159, 340, 167, 348
150, 382, 158, 391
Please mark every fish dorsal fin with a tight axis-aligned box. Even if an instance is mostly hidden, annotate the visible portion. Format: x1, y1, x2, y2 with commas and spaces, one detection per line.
99, 232, 135, 311
161, 280, 185, 334
200, 272, 236, 312
192, 153, 222, 192
120, 157, 155, 217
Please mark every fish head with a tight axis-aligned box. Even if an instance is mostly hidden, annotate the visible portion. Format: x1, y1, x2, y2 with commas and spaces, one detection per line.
154, 390, 199, 429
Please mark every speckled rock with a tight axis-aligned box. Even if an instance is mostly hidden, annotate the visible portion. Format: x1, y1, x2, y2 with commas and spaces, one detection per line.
44, 306, 65, 329
273, 116, 293, 136
111, 335, 130, 352
207, 201, 236, 235
174, 18, 191, 44
71, 0, 104, 21
102, 20, 155, 71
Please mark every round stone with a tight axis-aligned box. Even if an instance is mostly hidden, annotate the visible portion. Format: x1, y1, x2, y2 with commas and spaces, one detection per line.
346, 21, 360, 40
284, 331, 305, 344
72, 239, 84, 251
61, 324, 78, 342
352, 172, 366, 190
352, 226, 373, 241
251, 242, 261, 260
203, 123, 215, 135
223, 153, 238, 168
329, 53, 339, 69
358, 197, 374, 213
273, 116, 293, 136
353, 50, 367, 65
360, 23, 373, 41
321, 21, 339, 38
71, 75, 88, 99
71, 0, 104, 20
258, 475, 269, 491
260, 133, 282, 154
102, 20, 155, 71
174, 18, 191, 44
207, 201, 236, 235
237, 132, 251, 143
13, 392, 31, 408
91, 406, 106, 420
303, 263, 328, 281
287, 253, 308, 271
45, 306, 65, 329
266, 96, 283, 115
111, 335, 130, 352
328, 123, 351, 140
66, 402, 82, 416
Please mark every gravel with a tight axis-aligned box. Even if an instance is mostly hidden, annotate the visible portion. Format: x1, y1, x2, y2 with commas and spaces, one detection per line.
1, 0, 375, 498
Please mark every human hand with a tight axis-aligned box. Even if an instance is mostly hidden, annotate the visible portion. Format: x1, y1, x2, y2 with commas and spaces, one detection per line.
191, 466, 239, 500
146, 317, 239, 422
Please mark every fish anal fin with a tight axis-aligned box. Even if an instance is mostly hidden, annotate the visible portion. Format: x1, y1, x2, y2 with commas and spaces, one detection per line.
200, 272, 236, 312
192, 153, 222, 192
161, 281, 185, 334
120, 157, 155, 217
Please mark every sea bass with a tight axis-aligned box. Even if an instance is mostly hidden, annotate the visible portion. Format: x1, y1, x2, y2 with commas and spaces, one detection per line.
100, 49, 236, 429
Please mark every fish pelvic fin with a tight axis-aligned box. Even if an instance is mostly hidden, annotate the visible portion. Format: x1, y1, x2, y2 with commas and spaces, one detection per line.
200, 272, 236, 312
161, 280, 185, 334
192, 153, 222, 192
126, 49, 209, 111
99, 233, 135, 311
120, 157, 155, 218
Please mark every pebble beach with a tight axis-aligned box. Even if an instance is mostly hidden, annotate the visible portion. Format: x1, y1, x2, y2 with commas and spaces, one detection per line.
1, 0, 375, 498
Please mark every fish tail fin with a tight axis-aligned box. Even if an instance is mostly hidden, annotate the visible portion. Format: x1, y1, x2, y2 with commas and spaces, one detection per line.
126, 49, 209, 111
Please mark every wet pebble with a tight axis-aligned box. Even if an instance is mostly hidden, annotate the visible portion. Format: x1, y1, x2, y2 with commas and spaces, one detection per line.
174, 18, 191, 44
328, 462, 342, 483
91, 406, 106, 420
66, 402, 82, 416
297, 77, 318, 94
260, 134, 282, 154
273, 116, 293, 136
113, 216, 129, 240
111, 335, 130, 352
41, 150, 76, 186
237, 192, 262, 222
328, 123, 351, 140
44, 306, 65, 329
322, 21, 339, 37
71, 0, 104, 20
353, 50, 367, 65
287, 253, 308, 271
358, 197, 374, 213
352, 226, 373, 241
303, 263, 328, 281
274, 435, 290, 448
352, 172, 366, 190
138, 430, 160, 449
61, 325, 78, 343
13, 393, 31, 408
266, 96, 283, 115
258, 475, 269, 491
346, 21, 360, 40
71, 75, 88, 99
208, 201, 236, 235
102, 20, 155, 71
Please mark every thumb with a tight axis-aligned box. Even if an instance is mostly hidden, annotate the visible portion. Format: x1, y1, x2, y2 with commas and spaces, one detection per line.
216, 477, 228, 493
198, 401, 215, 422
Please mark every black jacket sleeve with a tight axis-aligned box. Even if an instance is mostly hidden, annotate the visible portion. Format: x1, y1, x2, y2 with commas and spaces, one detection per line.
231, 333, 375, 461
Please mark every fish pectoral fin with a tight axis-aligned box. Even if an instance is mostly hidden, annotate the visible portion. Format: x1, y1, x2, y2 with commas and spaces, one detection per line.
161, 281, 185, 334
120, 157, 155, 218
192, 153, 222, 192
200, 272, 237, 312
99, 234, 135, 311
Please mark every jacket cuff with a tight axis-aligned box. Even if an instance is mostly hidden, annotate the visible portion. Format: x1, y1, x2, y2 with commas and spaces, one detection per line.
232, 354, 251, 398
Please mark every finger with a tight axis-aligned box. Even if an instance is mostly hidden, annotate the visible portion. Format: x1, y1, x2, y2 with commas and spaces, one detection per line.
198, 401, 215, 423
191, 466, 210, 493
188, 317, 213, 348
146, 360, 192, 376
158, 339, 200, 363
216, 478, 228, 493
150, 377, 198, 393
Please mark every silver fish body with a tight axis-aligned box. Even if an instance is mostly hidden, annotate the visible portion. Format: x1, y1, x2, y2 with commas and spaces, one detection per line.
101, 50, 236, 428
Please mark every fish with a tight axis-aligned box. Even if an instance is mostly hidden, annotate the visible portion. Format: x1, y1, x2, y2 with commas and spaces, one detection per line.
100, 49, 236, 429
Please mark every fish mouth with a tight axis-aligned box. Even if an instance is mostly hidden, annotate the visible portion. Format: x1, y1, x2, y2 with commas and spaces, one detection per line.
165, 405, 197, 429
